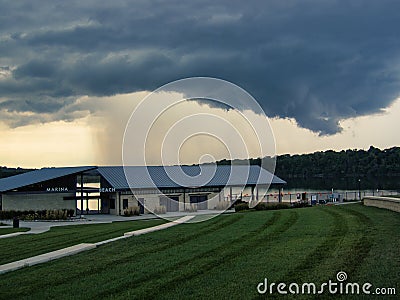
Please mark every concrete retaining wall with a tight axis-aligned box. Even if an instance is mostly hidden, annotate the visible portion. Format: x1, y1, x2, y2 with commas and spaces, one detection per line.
363, 196, 400, 213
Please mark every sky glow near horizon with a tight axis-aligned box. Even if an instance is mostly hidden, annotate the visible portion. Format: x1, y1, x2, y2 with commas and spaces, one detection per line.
1, 92, 399, 168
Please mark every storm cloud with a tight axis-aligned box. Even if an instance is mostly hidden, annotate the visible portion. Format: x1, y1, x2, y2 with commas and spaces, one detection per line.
1, 0, 400, 134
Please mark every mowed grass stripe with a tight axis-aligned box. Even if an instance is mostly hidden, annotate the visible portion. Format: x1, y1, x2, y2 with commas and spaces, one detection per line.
168, 208, 331, 300
341, 204, 400, 289
271, 205, 374, 296
329, 205, 374, 277
161, 206, 373, 300
113, 211, 299, 299
1, 210, 307, 299
0, 205, 399, 300
0, 214, 245, 298
0, 219, 166, 265
100, 212, 288, 298
278, 207, 350, 283
53, 214, 246, 286
0, 212, 273, 299
44, 213, 258, 298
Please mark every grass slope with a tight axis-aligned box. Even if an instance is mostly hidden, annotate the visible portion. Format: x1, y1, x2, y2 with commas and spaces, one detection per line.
0, 204, 398, 299
0, 227, 29, 236
0, 219, 165, 265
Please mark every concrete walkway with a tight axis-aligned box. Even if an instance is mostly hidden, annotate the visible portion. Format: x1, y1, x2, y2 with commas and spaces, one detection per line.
0, 215, 194, 275
0, 244, 96, 274
0, 232, 27, 239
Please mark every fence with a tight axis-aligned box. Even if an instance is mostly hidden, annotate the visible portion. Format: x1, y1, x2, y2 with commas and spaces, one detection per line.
226, 190, 399, 204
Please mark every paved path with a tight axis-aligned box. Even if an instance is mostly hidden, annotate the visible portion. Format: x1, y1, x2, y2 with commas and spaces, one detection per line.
0, 244, 97, 274
0, 232, 26, 239
0, 215, 194, 275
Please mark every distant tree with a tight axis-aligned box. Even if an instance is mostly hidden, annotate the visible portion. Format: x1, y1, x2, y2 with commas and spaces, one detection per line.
0, 167, 33, 179
216, 146, 400, 189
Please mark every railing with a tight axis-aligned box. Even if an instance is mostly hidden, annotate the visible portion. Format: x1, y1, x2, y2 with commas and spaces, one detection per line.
225, 190, 399, 204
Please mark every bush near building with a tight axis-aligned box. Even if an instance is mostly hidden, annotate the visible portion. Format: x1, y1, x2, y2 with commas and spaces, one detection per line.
0, 209, 75, 220
123, 205, 141, 216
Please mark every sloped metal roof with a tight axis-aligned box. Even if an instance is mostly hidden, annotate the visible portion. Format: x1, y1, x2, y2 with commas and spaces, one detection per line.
97, 165, 286, 190
0, 166, 96, 192
0, 165, 286, 193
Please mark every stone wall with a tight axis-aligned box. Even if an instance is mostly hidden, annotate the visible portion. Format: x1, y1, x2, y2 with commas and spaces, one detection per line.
363, 196, 400, 213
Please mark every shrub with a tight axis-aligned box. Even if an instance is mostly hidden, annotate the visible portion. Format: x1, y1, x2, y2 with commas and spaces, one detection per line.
229, 199, 246, 210
0, 210, 13, 220
45, 210, 53, 220
254, 202, 268, 210
0, 209, 71, 220
123, 205, 141, 216
236, 202, 291, 211
234, 202, 249, 212
265, 202, 290, 210
23, 213, 35, 221
291, 201, 311, 208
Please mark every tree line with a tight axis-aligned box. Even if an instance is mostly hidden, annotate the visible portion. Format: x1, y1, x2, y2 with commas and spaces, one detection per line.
218, 146, 400, 189
274, 146, 400, 189
1, 146, 399, 189
0, 167, 33, 179
275, 146, 400, 179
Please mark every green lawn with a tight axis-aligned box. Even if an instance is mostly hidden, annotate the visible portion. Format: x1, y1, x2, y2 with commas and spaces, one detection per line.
0, 227, 29, 236
0, 204, 399, 299
0, 219, 165, 265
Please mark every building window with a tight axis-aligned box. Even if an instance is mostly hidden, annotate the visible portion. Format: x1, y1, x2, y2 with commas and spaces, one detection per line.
123, 199, 128, 209
110, 199, 115, 209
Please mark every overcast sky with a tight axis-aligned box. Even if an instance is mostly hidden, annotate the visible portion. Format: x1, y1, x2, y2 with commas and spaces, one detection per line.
1, 1, 400, 167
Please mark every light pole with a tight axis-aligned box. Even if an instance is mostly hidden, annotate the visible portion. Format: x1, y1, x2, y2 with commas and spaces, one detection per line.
358, 179, 361, 201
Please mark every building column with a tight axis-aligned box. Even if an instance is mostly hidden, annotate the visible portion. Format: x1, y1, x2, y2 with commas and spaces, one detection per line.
80, 173, 84, 216
116, 192, 121, 215
183, 189, 186, 211
86, 192, 89, 214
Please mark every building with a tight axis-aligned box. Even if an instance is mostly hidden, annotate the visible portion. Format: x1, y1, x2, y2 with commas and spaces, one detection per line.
0, 165, 286, 215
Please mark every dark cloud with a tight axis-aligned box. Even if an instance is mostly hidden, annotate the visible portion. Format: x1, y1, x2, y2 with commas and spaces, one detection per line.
0, 97, 70, 114
1, 0, 400, 134
13, 59, 57, 79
